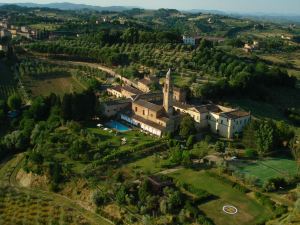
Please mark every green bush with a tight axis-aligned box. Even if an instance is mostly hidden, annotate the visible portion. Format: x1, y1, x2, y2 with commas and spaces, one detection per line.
263, 177, 287, 192
244, 148, 257, 158
93, 190, 108, 206
254, 192, 276, 210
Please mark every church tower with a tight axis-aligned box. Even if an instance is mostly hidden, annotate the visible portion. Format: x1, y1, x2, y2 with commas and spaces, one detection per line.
163, 68, 173, 115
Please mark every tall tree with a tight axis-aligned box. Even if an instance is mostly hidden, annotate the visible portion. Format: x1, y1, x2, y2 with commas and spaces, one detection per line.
7, 94, 22, 110
179, 115, 196, 138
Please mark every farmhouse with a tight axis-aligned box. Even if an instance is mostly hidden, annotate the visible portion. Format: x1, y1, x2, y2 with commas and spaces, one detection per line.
183, 35, 225, 46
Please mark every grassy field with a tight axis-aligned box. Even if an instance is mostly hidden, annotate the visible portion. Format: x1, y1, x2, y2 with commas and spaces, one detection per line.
0, 61, 17, 99
22, 74, 85, 97
87, 123, 158, 146
125, 154, 168, 174
260, 52, 300, 78
0, 186, 92, 225
169, 169, 272, 225
229, 158, 298, 186
0, 154, 112, 225
30, 23, 61, 31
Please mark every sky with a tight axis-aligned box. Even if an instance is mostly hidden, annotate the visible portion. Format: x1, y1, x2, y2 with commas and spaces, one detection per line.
1, 0, 300, 15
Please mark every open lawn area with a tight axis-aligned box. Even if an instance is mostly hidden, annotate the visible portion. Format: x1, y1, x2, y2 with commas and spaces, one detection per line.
229, 158, 298, 186
124, 154, 169, 174
168, 169, 272, 225
22, 75, 85, 97
87, 125, 158, 146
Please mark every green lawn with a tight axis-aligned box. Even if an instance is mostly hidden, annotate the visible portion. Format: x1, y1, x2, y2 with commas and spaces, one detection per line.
22, 75, 85, 97
88, 126, 157, 147
125, 154, 168, 174
229, 158, 298, 185
169, 169, 272, 225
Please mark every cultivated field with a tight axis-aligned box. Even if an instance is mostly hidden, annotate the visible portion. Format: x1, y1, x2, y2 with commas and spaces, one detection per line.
0, 61, 17, 99
0, 154, 112, 225
0, 186, 92, 225
22, 74, 85, 97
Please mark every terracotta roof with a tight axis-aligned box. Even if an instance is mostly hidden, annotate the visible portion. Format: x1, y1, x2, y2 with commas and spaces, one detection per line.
131, 114, 165, 131
221, 110, 250, 119
158, 116, 169, 123
104, 99, 131, 106
138, 92, 163, 100
205, 104, 221, 113
174, 102, 221, 114
138, 78, 152, 86
195, 105, 210, 113
134, 99, 162, 112
107, 85, 122, 92
173, 102, 194, 110
121, 85, 143, 95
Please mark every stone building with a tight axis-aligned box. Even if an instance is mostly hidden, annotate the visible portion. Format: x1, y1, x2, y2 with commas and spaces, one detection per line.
104, 69, 250, 138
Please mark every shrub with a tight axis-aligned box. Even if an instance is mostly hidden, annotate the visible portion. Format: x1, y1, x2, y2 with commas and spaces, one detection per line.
263, 177, 287, 192
197, 215, 215, 225
244, 148, 257, 158
274, 204, 288, 218
93, 190, 108, 206
186, 135, 195, 148
254, 192, 276, 210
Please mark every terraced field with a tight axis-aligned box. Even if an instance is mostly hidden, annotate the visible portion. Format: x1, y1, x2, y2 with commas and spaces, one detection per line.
0, 154, 112, 225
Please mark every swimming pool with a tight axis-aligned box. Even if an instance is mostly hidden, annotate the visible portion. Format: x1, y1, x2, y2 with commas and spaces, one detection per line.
105, 120, 130, 132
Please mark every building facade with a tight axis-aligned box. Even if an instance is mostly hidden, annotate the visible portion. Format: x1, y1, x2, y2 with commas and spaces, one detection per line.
105, 69, 250, 138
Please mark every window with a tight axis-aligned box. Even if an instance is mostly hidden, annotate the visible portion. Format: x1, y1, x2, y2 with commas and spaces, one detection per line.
135, 107, 138, 112
143, 110, 145, 115
221, 120, 223, 124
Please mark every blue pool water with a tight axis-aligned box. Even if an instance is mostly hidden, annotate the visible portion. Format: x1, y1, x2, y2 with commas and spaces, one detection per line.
105, 120, 130, 132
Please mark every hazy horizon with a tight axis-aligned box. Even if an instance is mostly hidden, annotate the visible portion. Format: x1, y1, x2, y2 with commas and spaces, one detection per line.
1, 0, 300, 15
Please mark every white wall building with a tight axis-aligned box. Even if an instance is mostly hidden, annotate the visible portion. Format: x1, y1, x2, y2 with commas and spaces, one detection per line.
182, 35, 197, 46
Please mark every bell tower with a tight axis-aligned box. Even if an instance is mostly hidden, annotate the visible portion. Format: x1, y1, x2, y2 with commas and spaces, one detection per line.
163, 68, 173, 115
